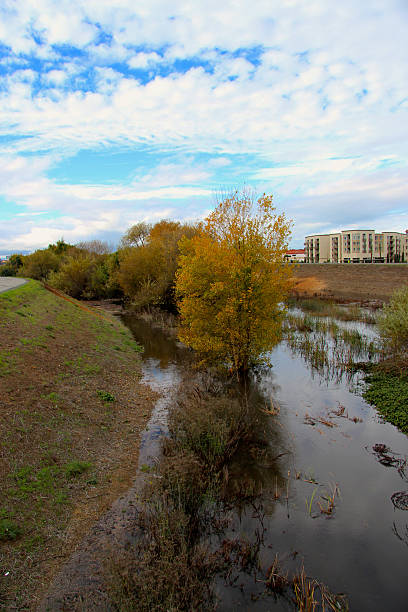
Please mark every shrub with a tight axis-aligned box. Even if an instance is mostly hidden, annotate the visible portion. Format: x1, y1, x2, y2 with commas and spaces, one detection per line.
0, 254, 23, 277
97, 390, 116, 403
19, 249, 60, 280
377, 286, 408, 355
167, 376, 250, 471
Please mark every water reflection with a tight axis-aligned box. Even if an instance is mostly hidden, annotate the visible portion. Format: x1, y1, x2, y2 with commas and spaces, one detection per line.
122, 312, 408, 612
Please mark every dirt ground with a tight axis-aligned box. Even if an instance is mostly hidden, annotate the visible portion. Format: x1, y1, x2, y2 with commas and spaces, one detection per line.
291, 264, 408, 302
0, 282, 156, 610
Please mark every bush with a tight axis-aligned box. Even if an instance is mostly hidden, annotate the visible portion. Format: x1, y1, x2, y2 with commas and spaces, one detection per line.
48, 252, 111, 299
0, 254, 23, 277
377, 286, 408, 355
19, 250, 60, 280
167, 375, 250, 471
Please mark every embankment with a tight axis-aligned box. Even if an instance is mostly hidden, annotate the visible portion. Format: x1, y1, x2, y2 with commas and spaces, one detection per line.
0, 281, 155, 610
292, 263, 408, 302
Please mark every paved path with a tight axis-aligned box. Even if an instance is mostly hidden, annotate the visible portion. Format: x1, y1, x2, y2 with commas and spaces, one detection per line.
0, 277, 27, 294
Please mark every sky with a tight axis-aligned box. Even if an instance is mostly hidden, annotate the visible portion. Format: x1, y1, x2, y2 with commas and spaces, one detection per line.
0, 0, 407, 253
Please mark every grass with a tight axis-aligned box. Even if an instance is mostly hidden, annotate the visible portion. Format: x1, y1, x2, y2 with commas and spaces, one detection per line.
167, 378, 250, 471
287, 297, 376, 324
286, 297, 408, 435
106, 372, 253, 610
0, 518, 22, 541
0, 280, 154, 609
97, 389, 116, 403
284, 309, 380, 383
363, 369, 408, 433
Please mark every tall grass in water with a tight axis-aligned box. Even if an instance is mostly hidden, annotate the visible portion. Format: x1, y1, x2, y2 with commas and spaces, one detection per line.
284, 305, 381, 382
106, 370, 349, 611
106, 372, 251, 611
287, 297, 376, 324
292, 566, 349, 611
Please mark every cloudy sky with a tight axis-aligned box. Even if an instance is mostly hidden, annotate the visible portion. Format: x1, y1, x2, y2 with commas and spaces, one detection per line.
1, 0, 407, 253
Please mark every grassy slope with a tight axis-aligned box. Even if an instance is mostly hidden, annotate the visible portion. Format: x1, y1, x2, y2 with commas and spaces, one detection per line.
0, 281, 155, 609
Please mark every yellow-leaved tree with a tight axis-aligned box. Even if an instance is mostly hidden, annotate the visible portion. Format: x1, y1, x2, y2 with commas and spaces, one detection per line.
176, 190, 293, 377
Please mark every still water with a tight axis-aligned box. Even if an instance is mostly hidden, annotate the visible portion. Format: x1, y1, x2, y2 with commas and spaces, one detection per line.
122, 313, 408, 611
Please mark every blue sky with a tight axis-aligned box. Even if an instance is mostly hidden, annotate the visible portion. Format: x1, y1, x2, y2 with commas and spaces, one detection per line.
0, 0, 407, 252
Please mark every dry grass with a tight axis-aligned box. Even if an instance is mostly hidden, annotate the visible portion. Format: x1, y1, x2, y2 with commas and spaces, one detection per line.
105, 372, 255, 611
292, 263, 408, 302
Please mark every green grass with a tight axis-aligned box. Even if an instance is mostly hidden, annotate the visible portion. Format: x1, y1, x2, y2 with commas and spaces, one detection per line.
363, 371, 408, 433
0, 279, 149, 606
0, 518, 22, 541
97, 390, 116, 403
64, 460, 92, 478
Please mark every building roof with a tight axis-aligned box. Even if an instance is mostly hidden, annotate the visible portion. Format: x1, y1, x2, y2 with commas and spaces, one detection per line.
286, 249, 305, 254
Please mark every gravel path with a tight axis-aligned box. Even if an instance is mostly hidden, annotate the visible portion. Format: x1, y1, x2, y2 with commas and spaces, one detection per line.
0, 277, 27, 294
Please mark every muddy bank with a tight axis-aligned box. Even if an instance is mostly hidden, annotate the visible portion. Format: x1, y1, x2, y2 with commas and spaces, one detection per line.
37, 317, 184, 611
292, 263, 408, 302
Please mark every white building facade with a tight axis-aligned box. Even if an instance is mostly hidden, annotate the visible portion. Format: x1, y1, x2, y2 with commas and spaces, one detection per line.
305, 230, 408, 263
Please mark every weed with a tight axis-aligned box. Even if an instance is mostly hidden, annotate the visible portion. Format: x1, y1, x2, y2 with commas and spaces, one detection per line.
317, 483, 340, 516
293, 566, 317, 611
97, 390, 116, 403
363, 371, 408, 433
0, 518, 22, 541
264, 554, 289, 593
46, 391, 59, 403
64, 461, 92, 478
140, 464, 153, 473
54, 492, 68, 505
305, 487, 319, 517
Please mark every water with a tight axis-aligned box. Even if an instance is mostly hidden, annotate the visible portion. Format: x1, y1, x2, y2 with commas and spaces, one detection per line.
122, 313, 408, 611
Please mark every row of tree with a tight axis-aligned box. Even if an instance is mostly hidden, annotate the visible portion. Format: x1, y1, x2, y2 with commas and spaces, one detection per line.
1, 220, 197, 306
2, 191, 293, 376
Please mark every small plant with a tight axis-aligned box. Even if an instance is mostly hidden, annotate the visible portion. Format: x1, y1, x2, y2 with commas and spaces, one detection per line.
97, 390, 116, 403
317, 483, 340, 516
264, 554, 289, 593
0, 518, 21, 541
64, 460, 92, 478
305, 486, 319, 517
293, 566, 317, 611
46, 391, 59, 403
140, 464, 153, 473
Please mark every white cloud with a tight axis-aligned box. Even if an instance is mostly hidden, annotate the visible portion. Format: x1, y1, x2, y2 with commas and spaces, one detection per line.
1, 0, 408, 249
128, 52, 162, 69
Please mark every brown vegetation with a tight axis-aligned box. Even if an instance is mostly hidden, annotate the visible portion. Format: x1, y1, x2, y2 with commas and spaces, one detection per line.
292, 263, 408, 302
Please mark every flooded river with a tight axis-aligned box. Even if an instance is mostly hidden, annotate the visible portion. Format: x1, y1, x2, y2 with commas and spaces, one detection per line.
122, 312, 408, 611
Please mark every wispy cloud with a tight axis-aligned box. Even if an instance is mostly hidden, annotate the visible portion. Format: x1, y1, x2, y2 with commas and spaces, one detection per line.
0, 0, 407, 250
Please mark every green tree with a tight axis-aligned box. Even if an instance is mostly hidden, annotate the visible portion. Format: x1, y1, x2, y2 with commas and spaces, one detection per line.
176, 190, 293, 377
19, 249, 60, 280
48, 251, 113, 299
117, 220, 197, 310
0, 254, 23, 277
120, 222, 152, 248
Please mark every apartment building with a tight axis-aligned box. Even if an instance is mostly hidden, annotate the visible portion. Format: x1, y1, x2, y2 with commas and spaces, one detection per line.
284, 249, 305, 263
304, 229, 408, 263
